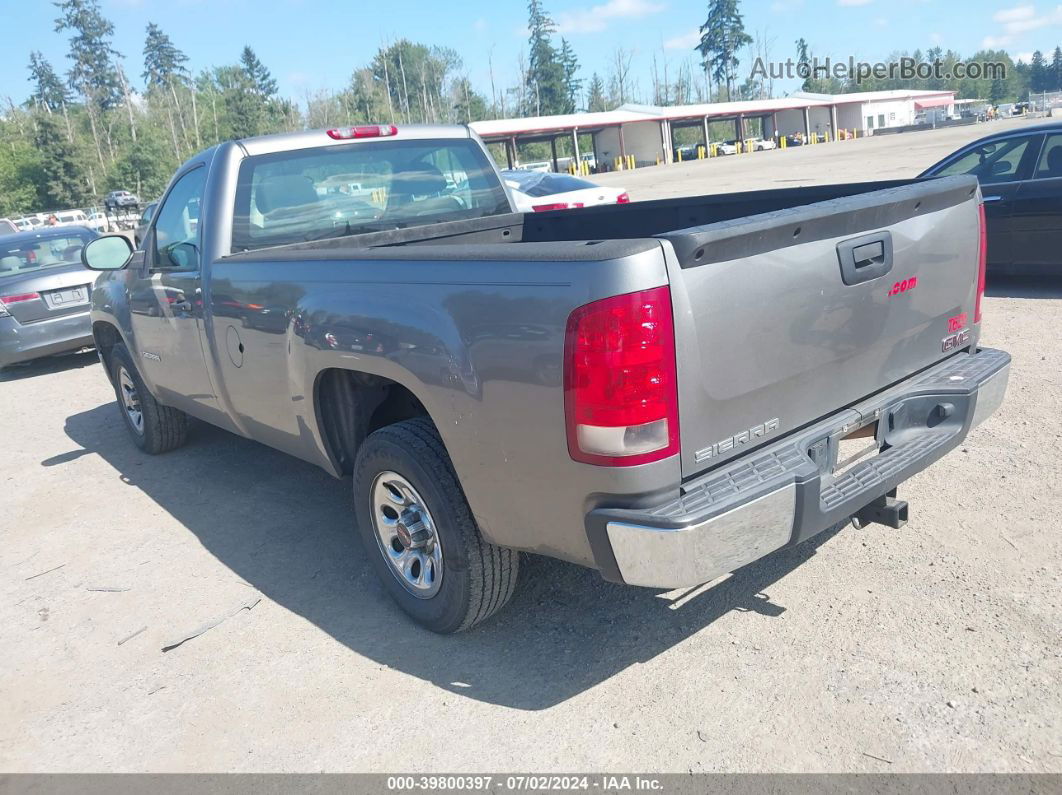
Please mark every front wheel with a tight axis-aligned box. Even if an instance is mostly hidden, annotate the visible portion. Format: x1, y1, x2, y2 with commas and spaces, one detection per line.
108, 343, 189, 454
353, 418, 519, 633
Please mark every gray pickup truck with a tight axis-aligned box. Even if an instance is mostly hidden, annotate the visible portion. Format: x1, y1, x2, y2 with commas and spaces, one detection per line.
82, 123, 1009, 633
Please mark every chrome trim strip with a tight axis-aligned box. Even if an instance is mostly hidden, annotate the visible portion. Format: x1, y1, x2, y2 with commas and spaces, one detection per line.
607, 485, 796, 589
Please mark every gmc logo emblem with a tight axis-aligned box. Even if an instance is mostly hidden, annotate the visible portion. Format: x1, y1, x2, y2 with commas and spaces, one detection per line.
942, 328, 971, 352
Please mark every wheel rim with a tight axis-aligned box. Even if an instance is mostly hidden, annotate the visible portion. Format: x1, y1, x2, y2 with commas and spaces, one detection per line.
370, 471, 443, 599
118, 366, 144, 435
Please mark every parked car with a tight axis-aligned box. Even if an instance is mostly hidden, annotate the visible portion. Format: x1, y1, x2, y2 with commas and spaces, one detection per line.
82, 124, 1007, 633
715, 140, 739, 155
0, 219, 17, 235
920, 121, 1062, 275
134, 202, 158, 248
502, 170, 629, 211
53, 209, 90, 228
104, 190, 139, 211
0, 226, 99, 368
84, 209, 110, 233
784, 133, 806, 147
752, 137, 778, 151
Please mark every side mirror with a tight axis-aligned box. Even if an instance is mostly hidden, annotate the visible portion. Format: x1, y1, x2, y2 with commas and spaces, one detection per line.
82, 234, 133, 271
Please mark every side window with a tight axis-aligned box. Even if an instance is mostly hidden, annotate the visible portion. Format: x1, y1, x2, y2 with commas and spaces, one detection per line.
1033, 134, 1062, 179
153, 168, 206, 270
934, 135, 1036, 184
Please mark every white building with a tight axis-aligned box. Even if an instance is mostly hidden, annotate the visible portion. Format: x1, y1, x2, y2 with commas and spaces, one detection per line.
470, 89, 957, 171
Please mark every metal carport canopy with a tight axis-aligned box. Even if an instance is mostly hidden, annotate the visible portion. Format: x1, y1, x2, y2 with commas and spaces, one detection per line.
469, 109, 661, 141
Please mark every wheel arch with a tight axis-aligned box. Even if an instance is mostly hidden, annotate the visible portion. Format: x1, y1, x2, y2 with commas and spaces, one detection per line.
313, 367, 435, 476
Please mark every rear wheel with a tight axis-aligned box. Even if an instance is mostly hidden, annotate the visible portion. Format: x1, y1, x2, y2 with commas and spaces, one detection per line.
109, 343, 188, 454
353, 418, 519, 633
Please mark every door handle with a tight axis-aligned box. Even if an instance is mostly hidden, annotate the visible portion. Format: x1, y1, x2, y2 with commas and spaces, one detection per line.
172, 298, 192, 312
982, 195, 1003, 202
836, 231, 894, 286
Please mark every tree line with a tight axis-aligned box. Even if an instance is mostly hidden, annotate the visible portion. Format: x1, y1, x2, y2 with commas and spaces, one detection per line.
0, 0, 1056, 218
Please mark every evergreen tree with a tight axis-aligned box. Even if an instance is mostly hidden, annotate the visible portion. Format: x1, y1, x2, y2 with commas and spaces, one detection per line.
215, 64, 266, 139
795, 37, 812, 92
34, 113, 87, 208
53, 0, 123, 111
559, 38, 581, 113
240, 47, 278, 98
1052, 46, 1062, 93
143, 22, 189, 90
697, 0, 752, 100
1030, 50, 1047, 94
526, 0, 567, 115
27, 52, 71, 112
586, 72, 607, 112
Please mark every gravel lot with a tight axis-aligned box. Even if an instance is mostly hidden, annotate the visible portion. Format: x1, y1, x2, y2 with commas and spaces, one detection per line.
2, 119, 1060, 773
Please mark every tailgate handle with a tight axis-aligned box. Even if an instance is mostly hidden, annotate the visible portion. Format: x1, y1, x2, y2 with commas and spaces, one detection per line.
837, 231, 893, 286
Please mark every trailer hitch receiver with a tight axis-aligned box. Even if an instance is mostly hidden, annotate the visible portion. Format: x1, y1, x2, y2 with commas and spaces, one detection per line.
852, 493, 909, 530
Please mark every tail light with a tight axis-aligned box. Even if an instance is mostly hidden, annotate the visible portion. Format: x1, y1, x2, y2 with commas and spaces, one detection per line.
532, 202, 584, 212
1, 292, 40, 305
0, 292, 39, 318
563, 286, 679, 466
327, 125, 398, 140
616, 192, 631, 204
975, 201, 987, 324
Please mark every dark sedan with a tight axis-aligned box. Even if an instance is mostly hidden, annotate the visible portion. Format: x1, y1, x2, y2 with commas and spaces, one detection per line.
0, 226, 99, 368
920, 122, 1062, 275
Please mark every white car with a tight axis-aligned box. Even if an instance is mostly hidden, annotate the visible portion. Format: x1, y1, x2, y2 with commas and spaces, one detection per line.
715, 141, 739, 156
53, 209, 90, 228
501, 170, 629, 212
83, 209, 110, 233
752, 138, 778, 151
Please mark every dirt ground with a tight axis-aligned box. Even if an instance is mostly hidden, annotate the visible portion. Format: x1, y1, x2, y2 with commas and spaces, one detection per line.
2, 119, 1060, 773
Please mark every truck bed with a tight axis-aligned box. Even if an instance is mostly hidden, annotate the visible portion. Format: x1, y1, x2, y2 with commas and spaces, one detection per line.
228, 176, 981, 478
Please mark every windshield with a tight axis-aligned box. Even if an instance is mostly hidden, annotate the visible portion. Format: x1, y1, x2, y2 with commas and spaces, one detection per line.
231, 138, 511, 251
0, 231, 95, 278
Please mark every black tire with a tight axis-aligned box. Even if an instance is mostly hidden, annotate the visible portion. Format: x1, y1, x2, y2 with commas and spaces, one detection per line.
353, 418, 519, 633
109, 343, 188, 454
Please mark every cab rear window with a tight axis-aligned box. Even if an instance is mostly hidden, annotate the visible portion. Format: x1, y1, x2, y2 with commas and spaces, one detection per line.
231, 138, 511, 252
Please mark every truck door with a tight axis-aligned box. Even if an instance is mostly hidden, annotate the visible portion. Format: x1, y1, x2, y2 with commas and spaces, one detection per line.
128, 166, 221, 421
1009, 133, 1062, 273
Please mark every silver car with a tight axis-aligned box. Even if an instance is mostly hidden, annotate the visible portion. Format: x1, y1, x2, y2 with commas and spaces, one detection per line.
0, 226, 98, 368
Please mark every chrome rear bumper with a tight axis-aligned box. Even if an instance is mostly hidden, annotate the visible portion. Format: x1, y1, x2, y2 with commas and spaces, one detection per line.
587, 348, 1010, 588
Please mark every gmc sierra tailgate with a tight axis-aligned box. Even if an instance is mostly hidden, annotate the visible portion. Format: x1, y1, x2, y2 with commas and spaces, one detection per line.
661, 175, 982, 477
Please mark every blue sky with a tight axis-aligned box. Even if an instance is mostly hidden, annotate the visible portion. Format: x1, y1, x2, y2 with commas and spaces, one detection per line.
2, 0, 1061, 110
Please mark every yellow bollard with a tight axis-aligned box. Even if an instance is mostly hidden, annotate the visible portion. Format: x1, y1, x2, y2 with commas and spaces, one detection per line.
677, 148, 682, 163
825, 130, 831, 143
736, 141, 742, 154
628, 155, 635, 170
780, 135, 787, 150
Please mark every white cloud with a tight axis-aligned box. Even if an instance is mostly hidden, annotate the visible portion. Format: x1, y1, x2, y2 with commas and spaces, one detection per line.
664, 30, 702, 50
929, 32, 942, 44
555, 0, 666, 34
993, 5, 1036, 23
873, 16, 889, 26
837, 0, 873, 6
983, 4, 1062, 47
1012, 50, 1036, 62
